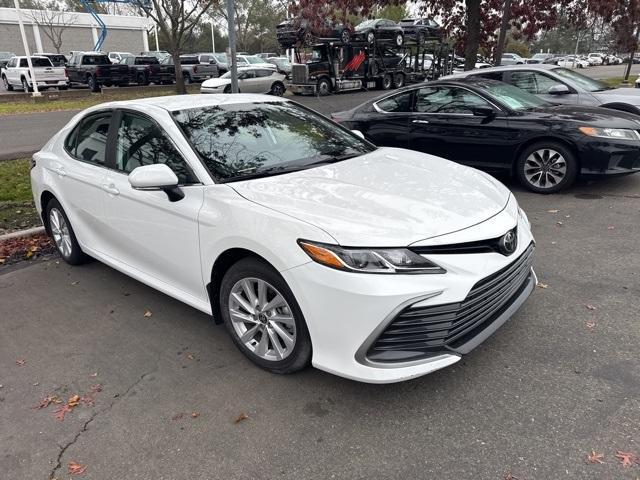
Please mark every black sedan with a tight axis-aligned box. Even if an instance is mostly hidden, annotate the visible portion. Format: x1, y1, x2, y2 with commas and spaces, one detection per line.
353, 19, 404, 46
277, 18, 352, 47
331, 78, 640, 193
398, 18, 442, 42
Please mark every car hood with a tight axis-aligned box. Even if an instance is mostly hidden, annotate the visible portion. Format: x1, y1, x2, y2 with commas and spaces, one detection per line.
230, 147, 511, 246
523, 104, 640, 127
202, 77, 231, 88
593, 87, 640, 106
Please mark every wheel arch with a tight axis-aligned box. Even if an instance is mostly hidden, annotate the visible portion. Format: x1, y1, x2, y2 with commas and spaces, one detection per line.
511, 136, 580, 176
599, 102, 640, 116
40, 190, 57, 234
207, 248, 279, 324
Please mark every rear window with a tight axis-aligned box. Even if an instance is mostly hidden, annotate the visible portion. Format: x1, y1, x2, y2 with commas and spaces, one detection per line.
82, 55, 111, 65
180, 56, 199, 65
136, 57, 159, 64
20, 57, 53, 68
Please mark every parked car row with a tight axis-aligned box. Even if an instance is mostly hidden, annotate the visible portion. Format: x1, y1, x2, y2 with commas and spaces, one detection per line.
524, 52, 624, 66
277, 16, 442, 48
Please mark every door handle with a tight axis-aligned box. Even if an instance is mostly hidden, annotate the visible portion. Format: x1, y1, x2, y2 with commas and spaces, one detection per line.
54, 166, 66, 177
101, 183, 119, 195
412, 119, 430, 124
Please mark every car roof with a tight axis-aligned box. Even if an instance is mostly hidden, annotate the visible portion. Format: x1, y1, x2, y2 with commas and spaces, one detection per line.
443, 63, 557, 79
92, 94, 289, 114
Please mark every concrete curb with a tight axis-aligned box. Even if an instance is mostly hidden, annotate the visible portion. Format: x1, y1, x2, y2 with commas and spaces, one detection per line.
0, 226, 46, 242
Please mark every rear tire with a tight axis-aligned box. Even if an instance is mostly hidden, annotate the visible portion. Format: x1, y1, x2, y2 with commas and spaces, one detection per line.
223, 85, 231, 94
2, 75, 12, 91
381, 73, 392, 90
393, 72, 405, 88
183, 73, 192, 84
21, 77, 32, 92
270, 81, 285, 96
220, 257, 312, 374
516, 141, 578, 194
87, 75, 100, 92
45, 198, 88, 265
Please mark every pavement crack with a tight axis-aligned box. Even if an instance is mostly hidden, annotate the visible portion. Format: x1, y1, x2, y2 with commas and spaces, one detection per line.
48, 367, 157, 479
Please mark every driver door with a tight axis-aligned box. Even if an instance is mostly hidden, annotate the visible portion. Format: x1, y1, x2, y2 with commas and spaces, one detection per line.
238, 69, 261, 92
408, 85, 515, 171
101, 109, 207, 302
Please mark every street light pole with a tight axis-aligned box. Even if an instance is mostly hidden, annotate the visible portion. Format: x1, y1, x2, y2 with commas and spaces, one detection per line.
226, 0, 238, 93
154, 24, 159, 52
211, 22, 216, 53
13, 0, 40, 97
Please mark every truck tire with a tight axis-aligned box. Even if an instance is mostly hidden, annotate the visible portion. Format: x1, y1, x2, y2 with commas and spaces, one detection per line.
183, 72, 192, 84
381, 74, 392, 90
317, 78, 331, 96
369, 62, 379, 77
393, 72, 405, 88
87, 75, 100, 92
21, 76, 32, 92
2, 75, 12, 91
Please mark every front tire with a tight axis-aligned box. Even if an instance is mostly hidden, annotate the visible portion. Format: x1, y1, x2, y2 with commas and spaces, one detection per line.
393, 72, 405, 88
45, 198, 88, 265
2, 75, 13, 91
516, 141, 578, 193
220, 258, 312, 374
21, 77, 32, 92
381, 73, 392, 90
270, 81, 285, 96
87, 75, 100, 92
317, 77, 331, 96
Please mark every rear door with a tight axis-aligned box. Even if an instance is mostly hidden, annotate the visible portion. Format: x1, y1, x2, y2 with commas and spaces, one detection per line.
239, 69, 261, 92
408, 85, 516, 171
52, 111, 113, 253
354, 89, 413, 147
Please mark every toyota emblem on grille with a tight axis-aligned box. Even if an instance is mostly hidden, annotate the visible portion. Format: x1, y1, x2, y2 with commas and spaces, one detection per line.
499, 230, 517, 255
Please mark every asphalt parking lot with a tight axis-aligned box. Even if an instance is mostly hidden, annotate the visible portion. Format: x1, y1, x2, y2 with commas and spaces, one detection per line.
1, 88, 640, 479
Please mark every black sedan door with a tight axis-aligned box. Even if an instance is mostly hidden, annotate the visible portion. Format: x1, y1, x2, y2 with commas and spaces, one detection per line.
351, 90, 413, 148
408, 85, 517, 171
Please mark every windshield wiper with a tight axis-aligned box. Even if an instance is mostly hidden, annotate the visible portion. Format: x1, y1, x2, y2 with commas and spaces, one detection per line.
307, 152, 363, 166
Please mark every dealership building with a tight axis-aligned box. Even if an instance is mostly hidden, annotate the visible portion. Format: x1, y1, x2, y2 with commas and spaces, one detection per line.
0, 7, 151, 55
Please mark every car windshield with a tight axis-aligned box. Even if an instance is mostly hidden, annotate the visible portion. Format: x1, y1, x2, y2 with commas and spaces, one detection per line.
172, 102, 374, 182
220, 71, 232, 78
531, 53, 549, 60
213, 53, 227, 63
244, 56, 264, 64
180, 57, 199, 65
551, 67, 610, 92
481, 82, 550, 111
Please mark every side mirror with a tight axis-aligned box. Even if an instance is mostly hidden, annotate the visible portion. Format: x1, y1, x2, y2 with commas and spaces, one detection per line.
548, 84, 570, 95
128, 164, 184, 202
351, 129, 365, 139
471, 106, 495, 117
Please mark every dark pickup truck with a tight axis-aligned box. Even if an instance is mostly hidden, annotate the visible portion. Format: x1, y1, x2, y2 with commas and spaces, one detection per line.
121, 56, 174, 85
66, 52, 129, 92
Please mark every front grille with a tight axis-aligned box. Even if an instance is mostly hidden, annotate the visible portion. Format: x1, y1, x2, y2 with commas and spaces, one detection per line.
291, 64, 308, 84
367, 243, 535, 363
410, 227, 517, 256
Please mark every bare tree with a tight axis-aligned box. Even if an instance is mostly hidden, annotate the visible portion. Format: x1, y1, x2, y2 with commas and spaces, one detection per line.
25, 2, 78, 54
132, 0, 220, 94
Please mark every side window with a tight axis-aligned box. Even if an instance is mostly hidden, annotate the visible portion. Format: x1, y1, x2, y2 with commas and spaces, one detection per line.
532, 72, 565, 94
115, 112, 197, 184
256, 69, 272, 77
375, 91, 413, 112
509, 71, 537, 94
474, 71, 504, 81
415, 86, 490, 114
20, 58, 27, 68
72, 113, 112, 165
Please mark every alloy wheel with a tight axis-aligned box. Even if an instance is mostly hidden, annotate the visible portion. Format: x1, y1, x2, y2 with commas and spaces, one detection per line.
271, 83, 284, 96
229, 278, 297, 361
524, 148, 567, 189
49, 208, 73, 258
367, 32, 375, 43
396, 34, 403, 46
341, 29, 350, 44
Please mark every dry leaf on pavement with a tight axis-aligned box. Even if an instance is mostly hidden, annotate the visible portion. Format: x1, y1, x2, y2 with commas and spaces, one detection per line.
68, 461, 87, 475
15, 358, 26, 366
547, 209, 559, 213
586, 321, 596, 330
607, 225, 616, 230
536, 282, 548, 289
54, 404, 73, 421
586, 304, 597, 310
143, 309, 153, 317
191, 412, 200, 418
234, 412, 249, 423
586, 451, 605, 464
32, 394, 62, 410
615, 451, 637, 467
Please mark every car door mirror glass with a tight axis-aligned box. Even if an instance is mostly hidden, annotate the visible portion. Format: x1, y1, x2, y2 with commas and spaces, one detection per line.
548, 84, 570, 95
128, 164, 179, 189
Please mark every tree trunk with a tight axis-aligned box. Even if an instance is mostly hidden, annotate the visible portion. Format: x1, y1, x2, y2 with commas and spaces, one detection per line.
464, 0, 481, 71
172, 51, 187, 95
493, 0, 512, 66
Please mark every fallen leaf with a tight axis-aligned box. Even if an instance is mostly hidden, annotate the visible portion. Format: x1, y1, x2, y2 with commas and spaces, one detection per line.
89, 372, 98, 377
71, 281, 79, 285
586, 304, 597, 311
607, 225, 616, 230
54, 404, 72, 421
186, 353, 195, 361
143, 309, 153, 317
586, 321, 596, 330
504, 473, 519, 480
615, 451, 637, 467
586, 451, 605, 464
15, 358, 26, 366
565, 214, 571, 218
556, 221, 563, 226
25, 250, 33, 259
68, 461, 87, 475
536, 282, 548, 289
234, 412, 249, 423
547, 209, 559, 213
32, 394, 62, 410
67, 394, 81, 407
191, 412, 200, 418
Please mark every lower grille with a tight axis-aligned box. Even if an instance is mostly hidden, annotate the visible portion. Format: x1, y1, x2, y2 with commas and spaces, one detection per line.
367, 243, 535, 363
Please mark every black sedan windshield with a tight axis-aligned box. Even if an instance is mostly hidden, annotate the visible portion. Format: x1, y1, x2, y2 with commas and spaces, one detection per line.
173, 102, 374, 182
480, 82, 551, 111
552, 67, 611, 92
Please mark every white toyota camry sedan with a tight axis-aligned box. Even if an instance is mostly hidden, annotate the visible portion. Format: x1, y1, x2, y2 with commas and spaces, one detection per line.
31, 94, 535, 383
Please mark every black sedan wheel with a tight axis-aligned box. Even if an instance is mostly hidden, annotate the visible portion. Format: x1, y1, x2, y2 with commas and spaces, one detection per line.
220, 257, 312, 374
516, 142, 578, 193
395, 33, 404, 46
366, 31, 375, 43
340, 29, 351, 44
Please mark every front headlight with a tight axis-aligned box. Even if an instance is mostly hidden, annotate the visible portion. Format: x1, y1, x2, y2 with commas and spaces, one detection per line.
579, 126, 640, 141
298, 240, 445, 274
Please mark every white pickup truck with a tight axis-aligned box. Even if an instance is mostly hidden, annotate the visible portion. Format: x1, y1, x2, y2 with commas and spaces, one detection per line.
1, 55, 68, 92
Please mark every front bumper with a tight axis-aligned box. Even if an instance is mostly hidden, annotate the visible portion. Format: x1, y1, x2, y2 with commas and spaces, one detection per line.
577, 138, 640, 175
289, 83, 316, 95
30, 79, 68, 87
282, 216, 536, 384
